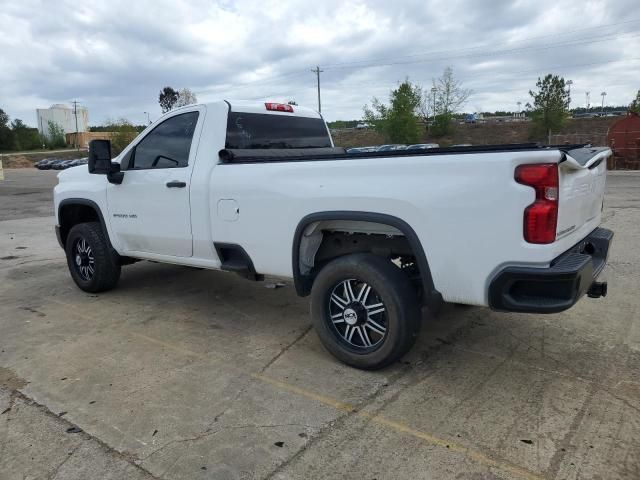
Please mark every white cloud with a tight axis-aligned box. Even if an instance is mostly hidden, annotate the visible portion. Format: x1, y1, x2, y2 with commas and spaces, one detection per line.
0, 0, 638, 125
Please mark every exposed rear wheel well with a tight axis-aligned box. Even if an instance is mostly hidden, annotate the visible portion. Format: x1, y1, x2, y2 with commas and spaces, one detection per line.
315, 229, 421, 294
293, 213, 442, 312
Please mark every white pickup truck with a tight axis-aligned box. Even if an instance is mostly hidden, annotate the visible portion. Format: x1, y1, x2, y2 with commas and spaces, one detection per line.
53, 101, 613, 369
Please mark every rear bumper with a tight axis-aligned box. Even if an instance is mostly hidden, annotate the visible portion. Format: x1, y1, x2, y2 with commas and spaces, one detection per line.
489, 227, 613, 313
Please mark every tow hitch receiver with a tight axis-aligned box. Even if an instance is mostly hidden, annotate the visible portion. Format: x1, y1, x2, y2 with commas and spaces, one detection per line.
588, 281, 608, 298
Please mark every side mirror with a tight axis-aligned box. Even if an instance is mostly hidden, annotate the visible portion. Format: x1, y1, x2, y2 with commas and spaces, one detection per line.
88, 140, 114, 174
88, 139, 124, 184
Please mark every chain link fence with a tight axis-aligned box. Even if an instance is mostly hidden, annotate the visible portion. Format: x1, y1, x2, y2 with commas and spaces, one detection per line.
550, 131, 608, 146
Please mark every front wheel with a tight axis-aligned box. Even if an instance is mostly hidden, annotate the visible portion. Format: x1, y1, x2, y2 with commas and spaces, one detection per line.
310, 253, 421, 370
65, 222, 121, 293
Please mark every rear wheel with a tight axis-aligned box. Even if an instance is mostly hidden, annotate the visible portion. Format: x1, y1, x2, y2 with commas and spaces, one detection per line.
310, 253, 421, 370
65, 222, 121, 292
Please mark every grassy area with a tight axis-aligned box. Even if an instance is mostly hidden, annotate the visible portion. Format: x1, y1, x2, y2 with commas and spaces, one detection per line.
0, 149, 87, 168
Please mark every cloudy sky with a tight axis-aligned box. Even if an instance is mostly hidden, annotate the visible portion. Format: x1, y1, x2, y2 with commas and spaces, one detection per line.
1, 0, 639, 126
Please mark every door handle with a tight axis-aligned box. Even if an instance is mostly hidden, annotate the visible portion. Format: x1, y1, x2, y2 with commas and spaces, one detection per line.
166, 181, 186, 188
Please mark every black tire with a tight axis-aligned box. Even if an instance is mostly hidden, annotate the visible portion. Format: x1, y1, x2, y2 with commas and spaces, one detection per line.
65, 222, 121, 293
310, 253, 421, 370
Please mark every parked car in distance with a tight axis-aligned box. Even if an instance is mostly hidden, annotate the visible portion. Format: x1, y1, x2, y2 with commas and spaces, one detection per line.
451, 143, 472, 147
406, 143, 440, 150
35, 159, 55, 169
376, 144, 407, 152
346, 147, 379, 154
44, 158, 62, 170
67, 158, 88, 167
37, 158, 89, 170
37, 159, 59, 170
52, 160, 74, 170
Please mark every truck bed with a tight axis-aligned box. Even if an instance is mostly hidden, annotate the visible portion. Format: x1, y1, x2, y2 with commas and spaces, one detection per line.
218, 143, 595, 164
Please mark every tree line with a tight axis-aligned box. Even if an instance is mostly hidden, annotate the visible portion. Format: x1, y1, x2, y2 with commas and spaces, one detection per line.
360, 67, 640, 144
0, 107, 78, 151
0, 108, 46, 151
3, 80, 638, 152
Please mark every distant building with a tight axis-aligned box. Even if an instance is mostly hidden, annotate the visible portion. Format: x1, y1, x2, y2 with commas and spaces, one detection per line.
36, 104, 89, 138
65, 131, 115, 149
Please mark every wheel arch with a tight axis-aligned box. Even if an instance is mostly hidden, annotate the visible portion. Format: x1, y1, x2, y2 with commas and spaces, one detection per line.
292, 211, 443, 313
57, 198, 111, 250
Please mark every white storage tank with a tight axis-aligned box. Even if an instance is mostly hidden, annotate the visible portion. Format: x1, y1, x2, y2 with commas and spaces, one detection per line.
36, 104, 89, 139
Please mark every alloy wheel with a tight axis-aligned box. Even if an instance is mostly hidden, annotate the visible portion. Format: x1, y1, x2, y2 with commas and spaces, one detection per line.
328, 278, 388, 350
74, 237, 95, 281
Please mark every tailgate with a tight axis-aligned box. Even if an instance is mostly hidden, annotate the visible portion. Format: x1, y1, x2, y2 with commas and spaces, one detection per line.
556, 147, 610, 242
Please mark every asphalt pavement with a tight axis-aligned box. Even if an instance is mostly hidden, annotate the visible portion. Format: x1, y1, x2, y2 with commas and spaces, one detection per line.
1, 168, 639, 480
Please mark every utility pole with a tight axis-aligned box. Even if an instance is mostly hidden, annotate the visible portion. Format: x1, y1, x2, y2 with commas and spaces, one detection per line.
144, 111, 151, 125
72, 100, 80, 151
39, 116, 45, 149
600, 91, 607, 115
311, 66, 323, 113
585, 91, 591, 112
517, 101, 522, 120
566, 80, 573, 110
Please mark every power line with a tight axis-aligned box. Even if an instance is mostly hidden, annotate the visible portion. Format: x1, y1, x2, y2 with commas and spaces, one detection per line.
194, 19, 640, 116
319, 57, 640, 91
321, 18, 640, 68
196, 19, 640, 109
322, 30, 640, 71
197, 25, 638, 102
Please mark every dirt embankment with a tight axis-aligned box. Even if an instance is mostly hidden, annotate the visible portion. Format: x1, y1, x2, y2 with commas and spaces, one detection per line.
0, 150, 87, 168
332, 116, 619, 148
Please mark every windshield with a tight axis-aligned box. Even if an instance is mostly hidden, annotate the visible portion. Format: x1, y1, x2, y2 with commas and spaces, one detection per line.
225, 112, 332, 149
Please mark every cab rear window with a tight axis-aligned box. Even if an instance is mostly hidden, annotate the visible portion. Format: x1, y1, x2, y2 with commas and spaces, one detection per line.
225, 112, 331, 149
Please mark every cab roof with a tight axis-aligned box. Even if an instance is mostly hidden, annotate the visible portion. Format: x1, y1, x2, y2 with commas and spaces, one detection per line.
194, 100, 322, 119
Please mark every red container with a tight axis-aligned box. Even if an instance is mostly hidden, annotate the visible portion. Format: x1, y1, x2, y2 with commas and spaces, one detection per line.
607, 112, 640, 169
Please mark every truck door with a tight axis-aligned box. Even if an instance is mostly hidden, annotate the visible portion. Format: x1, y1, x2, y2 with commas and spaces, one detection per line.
106, 109, 202, 257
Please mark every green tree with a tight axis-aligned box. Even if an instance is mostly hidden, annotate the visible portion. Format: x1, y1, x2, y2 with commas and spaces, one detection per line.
363, 79, 422, 144
430, 114, 453, 136
630, 90, 640, 115
159, 86, 179, 113
0, 108, 16, 150
527, 74, 570, 143
105, 118, 138, 155
46, 120, 66, 149
423, 67, 471, 136
11, 119, 41, 150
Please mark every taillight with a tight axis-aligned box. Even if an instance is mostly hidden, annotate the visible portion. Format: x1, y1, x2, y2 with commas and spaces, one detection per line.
515, 163, 558, 244
265, 102, 294, 113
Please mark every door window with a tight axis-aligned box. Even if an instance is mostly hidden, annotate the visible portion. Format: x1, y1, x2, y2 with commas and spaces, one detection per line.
130, 112, 199, 169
